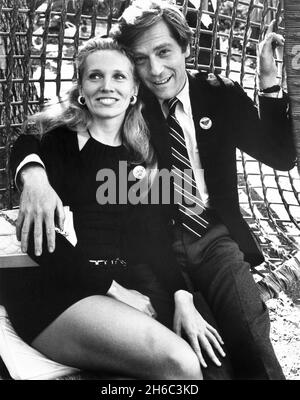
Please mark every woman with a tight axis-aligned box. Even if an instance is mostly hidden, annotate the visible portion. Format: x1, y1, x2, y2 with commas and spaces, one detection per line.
5, 37, 225, 380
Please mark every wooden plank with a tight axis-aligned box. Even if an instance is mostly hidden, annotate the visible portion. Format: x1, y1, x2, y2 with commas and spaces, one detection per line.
0, 209, 37, 268
0, 255, 38, 268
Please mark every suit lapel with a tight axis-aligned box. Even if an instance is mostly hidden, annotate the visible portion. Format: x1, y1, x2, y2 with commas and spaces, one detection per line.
141, 74, 224, 170
188, 72, 219, 167
188, 72, 234, 208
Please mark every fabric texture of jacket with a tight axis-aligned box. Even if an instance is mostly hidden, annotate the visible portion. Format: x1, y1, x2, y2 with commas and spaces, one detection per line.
140, 71, 295, 266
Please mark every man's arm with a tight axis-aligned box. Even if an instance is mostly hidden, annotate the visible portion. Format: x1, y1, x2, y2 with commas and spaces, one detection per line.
256, 20, 284, 93
230, 21, 296, 170
10, 134, 42, 179
230, 82, 295, 170
10, 134, 64, 255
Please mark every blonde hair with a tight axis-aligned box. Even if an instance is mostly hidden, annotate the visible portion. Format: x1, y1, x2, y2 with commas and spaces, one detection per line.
29, 37, 155, 167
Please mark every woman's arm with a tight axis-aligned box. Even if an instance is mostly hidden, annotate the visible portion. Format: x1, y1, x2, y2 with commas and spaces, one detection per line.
107, 280, 157, 318
129, 204, 189, 294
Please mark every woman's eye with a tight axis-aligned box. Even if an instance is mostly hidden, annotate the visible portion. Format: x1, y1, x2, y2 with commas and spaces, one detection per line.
114, 73, 126, 80
89, 73, 102, 80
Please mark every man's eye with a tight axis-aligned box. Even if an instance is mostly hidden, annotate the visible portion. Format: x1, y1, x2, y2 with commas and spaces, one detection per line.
159, 49, 170, 57
134, 56, 146, 65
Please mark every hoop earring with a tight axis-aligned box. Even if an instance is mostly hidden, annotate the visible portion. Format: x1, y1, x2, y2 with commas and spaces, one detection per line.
78, 95, 85, 106
130, 95, 137, 105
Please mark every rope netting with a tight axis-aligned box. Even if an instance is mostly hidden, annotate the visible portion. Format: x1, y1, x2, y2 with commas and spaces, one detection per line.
0, 0, 299, 278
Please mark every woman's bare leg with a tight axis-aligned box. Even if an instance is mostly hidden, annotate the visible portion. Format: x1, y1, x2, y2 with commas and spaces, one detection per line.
31, 295, 202, 380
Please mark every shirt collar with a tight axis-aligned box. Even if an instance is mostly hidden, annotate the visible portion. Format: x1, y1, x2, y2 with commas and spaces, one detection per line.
159, 73, 191, 117
177, 75, 191, 116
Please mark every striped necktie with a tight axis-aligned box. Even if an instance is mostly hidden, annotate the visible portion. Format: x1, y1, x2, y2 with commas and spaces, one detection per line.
166, 97, 210, 238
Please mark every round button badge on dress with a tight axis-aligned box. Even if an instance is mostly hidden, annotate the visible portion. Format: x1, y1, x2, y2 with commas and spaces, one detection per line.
199, 117, 212, 130
169, 218, 176, 226
133, 165, 146, 180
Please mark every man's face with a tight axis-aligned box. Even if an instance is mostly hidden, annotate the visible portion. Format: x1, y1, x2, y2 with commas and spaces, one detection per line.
131, 20, 189, 101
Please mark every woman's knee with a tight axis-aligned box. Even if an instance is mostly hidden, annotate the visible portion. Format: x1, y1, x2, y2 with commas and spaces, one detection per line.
162, 348, 203, 380
129, 319, 202, 380
150, 331, 202, 380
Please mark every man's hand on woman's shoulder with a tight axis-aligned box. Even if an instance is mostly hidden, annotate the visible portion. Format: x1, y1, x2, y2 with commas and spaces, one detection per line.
16, 165, 65, 256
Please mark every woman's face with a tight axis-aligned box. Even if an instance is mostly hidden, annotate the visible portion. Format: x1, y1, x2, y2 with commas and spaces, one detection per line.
80, 49, 138, 121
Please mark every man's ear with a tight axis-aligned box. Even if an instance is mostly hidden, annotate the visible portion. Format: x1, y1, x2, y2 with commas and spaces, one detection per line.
184, 45, 191, 59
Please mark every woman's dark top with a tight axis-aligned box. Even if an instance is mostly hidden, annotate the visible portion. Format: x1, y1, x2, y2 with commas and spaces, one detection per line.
2, 126, 188, 343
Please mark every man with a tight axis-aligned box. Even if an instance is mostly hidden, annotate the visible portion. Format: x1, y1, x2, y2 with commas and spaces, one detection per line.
11, 0, 295, 379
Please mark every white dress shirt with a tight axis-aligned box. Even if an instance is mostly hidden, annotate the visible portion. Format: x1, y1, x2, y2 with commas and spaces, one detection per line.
160, 76, 210, 207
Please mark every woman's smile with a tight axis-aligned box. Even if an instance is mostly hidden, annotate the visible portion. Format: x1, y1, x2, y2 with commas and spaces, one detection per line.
95, 97, 119, 105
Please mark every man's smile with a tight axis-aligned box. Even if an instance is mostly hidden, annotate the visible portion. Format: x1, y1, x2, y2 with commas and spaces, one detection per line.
152, 75, 172, 86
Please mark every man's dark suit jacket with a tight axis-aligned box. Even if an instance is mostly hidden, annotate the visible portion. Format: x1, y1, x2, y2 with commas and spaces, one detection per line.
140, 71, 296, 267
10, 72, 296, 285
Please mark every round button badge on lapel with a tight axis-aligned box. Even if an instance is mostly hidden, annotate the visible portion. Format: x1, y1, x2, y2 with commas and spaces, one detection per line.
133, 165, 146, 180
199, 117, 212, 130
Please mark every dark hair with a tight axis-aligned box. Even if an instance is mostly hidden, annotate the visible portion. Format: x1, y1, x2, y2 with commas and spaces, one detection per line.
112, 0, 193, 52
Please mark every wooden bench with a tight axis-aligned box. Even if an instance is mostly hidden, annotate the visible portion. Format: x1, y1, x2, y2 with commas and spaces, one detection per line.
1, 209, 299, 380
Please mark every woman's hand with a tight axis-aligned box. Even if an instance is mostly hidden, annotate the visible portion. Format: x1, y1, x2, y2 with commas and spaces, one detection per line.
173, 290, 225, 369
107, 280, 157, 318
